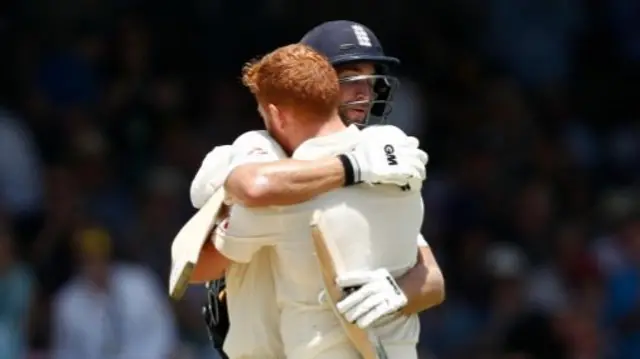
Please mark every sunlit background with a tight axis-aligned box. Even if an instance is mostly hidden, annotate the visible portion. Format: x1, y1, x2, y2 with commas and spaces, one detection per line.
0, 0, 639, 358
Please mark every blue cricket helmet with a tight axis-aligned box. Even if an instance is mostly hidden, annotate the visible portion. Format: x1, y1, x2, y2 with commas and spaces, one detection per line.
300, 20, 400, 125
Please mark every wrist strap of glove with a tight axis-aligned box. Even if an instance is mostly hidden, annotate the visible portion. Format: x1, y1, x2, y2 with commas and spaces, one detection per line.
338, 154, 360, 186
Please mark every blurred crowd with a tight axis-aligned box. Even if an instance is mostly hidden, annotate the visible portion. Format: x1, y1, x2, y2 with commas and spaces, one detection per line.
0, 0, 639, 358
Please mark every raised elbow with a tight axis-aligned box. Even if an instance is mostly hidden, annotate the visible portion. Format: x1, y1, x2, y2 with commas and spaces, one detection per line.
249, 183, 272, 206
226, 167, 272, 207
238, 177, 271, 207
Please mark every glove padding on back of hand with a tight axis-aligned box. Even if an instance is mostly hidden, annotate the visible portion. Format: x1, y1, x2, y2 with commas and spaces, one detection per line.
346, 125, 428, 191
328, 268, 408, 329
190, 145, 233, 209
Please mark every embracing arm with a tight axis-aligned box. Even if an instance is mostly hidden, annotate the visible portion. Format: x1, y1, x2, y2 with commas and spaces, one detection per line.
218, 130, 350, 208
398, 244, 445, 315
225, 157, 346, 208
190, 239, 230, 283
223, 126, 428, 208
191, 156, 346, 280
334, 236, 445, 329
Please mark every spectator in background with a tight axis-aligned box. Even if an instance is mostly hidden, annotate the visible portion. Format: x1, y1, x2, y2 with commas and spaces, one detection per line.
31, 165, 84, 295
51, 227, 177, 359
604, 215, 640, 359
482, 244, 528, 352
69, 121, 136, 241
527, 221, 595, 314
486, 243, 568, 359
0, 2, 637, 357
131, 166, 189, 281
386, 75, 427, 136
35, 26, 102, 111
0, 222, 35, 359
607, 0, 640, 64
593, 189, 639, 276
0, 108, 43, 252
484, 0, 584, 90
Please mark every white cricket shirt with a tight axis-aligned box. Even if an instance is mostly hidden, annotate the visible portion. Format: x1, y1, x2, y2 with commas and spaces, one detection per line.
216, 125, 423, 359
218, 130, 287, 359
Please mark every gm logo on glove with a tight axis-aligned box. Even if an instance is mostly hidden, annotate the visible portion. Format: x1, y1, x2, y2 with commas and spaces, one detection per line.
384, 144, 397, 165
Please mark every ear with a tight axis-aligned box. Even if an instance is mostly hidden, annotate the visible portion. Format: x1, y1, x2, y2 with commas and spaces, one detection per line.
267, 103, 286, 129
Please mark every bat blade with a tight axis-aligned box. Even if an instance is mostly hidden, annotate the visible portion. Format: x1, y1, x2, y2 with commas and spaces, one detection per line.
310, 211, 384, 359
169, 188, 226, 300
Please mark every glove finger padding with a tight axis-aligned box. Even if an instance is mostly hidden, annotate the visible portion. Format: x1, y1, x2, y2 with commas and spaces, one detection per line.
405, 136, 420, 148
357, 301, 391, 329
397, 146, 428, 167
416, 148, 429, 166
343, 293, 382, 323
408, 157, 427, 180
336, 283, 378, 313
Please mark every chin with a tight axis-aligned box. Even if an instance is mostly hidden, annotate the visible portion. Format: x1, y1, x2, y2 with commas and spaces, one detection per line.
348, 111, 367, 124
350, 118, 367, 126
340, 113, 365, 125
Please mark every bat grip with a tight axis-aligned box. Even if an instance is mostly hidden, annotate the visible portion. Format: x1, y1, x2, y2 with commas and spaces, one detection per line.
342, 285, 362, 295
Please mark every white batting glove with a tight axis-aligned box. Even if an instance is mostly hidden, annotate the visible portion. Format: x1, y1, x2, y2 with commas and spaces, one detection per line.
343, 134, 427, 189
190, 145, 232, 208
335, 268, 408, 329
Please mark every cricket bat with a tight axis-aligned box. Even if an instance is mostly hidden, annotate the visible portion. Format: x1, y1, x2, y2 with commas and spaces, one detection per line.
310, 211, 387, 359
169, 188, 227, 300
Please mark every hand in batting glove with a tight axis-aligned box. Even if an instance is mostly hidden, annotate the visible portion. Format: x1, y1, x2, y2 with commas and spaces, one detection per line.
341, 126, 428, 189
335, 268, 408, 329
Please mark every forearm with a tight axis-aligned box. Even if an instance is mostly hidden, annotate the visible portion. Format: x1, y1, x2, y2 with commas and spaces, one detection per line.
190, 240, 229, 283
398, 247, 445, 315
225, 157, 345, 207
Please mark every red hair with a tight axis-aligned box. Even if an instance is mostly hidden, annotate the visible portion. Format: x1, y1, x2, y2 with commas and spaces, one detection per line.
242, 44, 340, 118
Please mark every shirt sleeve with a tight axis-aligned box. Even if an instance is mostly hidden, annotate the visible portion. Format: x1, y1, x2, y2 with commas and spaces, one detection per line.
417, 233, 429, 247
211, 131, 286, 262
190, 145, 233, 209
228, 130, 286, 171
190, 131, 286, 209
213, 207, 282, 263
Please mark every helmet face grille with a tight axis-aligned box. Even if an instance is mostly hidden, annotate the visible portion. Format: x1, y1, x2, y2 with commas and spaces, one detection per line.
338, 73, 400, 126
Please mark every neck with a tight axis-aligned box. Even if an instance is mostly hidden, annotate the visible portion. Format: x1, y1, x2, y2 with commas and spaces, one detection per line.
313, 114, 347, 136
290, 114, 346, 150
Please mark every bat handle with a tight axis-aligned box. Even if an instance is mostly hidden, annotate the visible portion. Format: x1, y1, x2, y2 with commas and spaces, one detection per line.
342, 285, 361, 295
373, 335, 388, 359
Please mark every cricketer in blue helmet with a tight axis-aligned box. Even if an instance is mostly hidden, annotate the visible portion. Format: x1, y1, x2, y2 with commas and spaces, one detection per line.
196, 21, 444, 358
301, 20, 400, 126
